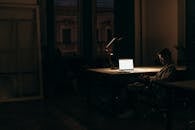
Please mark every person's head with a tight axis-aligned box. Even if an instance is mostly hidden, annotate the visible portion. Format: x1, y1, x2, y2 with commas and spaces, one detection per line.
157, 48, 172, 65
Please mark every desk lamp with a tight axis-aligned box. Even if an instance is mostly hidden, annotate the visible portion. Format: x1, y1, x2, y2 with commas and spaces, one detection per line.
105, 36, 122, 69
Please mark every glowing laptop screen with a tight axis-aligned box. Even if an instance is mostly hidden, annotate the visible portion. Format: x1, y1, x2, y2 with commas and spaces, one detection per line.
119, 59, 134, 70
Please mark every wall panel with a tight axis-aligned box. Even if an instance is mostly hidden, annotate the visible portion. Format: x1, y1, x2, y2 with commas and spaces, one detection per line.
0, 4, 42, 102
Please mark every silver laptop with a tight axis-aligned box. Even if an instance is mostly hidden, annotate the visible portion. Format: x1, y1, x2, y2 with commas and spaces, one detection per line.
118, 59, 134, 72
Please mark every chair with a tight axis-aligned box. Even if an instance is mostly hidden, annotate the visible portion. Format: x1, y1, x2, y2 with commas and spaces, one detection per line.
113, 80, 171, 119
139, 81, 170, 119
115, 68, 188, 119
135, 69, 184, 119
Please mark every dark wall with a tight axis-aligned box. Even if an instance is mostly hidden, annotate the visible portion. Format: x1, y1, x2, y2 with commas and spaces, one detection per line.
114, 0, 135, 59
186, 0, 195, 78
46, 0, 56, 61
80, 0, 93, 62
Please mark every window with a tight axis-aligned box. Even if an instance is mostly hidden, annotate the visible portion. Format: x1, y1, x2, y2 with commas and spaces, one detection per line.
107, 28, 112, 41
96, 0, 114, 56
54, 0, 114, 57
62, 29, 71, 45
55, 0, 80, 56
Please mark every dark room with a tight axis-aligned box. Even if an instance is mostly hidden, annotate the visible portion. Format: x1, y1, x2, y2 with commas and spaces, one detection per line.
0, 0, 195, 130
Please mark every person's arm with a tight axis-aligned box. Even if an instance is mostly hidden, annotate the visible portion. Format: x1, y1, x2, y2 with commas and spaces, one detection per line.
150, 65, 176, 82
137, 74, 151, 84
160, 65, 176, 81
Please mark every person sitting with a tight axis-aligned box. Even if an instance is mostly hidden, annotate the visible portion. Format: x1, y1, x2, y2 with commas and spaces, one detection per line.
139, 48, 176, 84
116, 48, 176, 118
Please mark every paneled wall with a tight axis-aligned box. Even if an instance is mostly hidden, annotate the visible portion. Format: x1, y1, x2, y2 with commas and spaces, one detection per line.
0, 2, 43, 102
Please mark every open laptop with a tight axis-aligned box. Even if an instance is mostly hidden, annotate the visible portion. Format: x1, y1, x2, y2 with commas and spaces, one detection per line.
118, 59, 134, 72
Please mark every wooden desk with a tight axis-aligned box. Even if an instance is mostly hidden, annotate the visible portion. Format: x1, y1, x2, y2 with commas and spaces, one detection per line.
86, 66, 186, 85
88, 66, 162, 75
88, 66, 186, 74
86, 67, 164, 89
85, 66, 186, 91
85, 67, 161, 109
82, 66, 186, 116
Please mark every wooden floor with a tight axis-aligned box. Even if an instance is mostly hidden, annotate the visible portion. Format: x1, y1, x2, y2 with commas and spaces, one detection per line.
0, 90, 194, 130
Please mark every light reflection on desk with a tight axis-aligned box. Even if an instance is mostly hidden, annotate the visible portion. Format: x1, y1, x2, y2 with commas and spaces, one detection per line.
88, 67, 161, 75
88, 66, 186, 75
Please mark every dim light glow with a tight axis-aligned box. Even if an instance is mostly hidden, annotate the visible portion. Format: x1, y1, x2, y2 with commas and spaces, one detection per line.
119, 59, 134, 70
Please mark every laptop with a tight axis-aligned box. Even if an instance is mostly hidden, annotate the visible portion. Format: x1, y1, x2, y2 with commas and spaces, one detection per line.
118, 59, 134, 72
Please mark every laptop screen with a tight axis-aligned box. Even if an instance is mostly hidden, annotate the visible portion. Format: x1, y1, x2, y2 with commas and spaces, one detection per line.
119, 59, 134, 70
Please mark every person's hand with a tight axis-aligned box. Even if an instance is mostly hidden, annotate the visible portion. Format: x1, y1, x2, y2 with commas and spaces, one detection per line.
138, 74, 150, 82
139, 74, 149, 79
